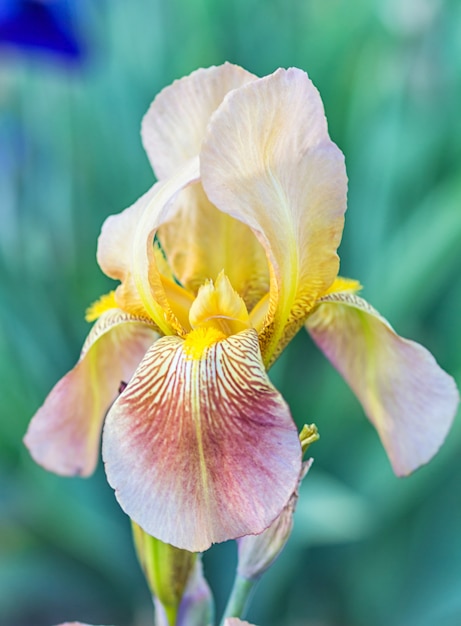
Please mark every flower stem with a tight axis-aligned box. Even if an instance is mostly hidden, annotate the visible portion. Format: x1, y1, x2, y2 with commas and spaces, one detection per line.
220, 575, 256, 626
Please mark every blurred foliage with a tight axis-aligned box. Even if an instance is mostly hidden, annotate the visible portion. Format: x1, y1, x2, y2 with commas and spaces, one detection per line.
1, 0, 460, 625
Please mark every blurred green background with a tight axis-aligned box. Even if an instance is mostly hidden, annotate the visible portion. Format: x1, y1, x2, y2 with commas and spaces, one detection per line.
1, 1, 460, 625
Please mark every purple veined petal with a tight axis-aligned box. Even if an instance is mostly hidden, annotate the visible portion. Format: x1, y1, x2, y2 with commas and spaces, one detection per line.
306, 292, 459, 475
103, 328, 302, 551
224, 620, 257, 626
24, 310, 158, 477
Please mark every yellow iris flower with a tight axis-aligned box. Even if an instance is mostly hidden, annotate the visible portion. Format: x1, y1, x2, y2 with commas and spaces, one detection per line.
25, 64, 458, 552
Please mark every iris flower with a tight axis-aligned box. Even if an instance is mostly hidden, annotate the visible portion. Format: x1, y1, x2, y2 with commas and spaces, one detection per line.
0, 0, 84, 60
25, 63, 458, 552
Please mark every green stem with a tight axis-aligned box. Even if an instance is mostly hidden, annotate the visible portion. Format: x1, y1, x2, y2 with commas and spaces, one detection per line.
220, 575, 256, 626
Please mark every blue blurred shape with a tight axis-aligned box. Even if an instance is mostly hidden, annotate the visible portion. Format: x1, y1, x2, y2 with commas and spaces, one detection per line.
0, 0, 84, 60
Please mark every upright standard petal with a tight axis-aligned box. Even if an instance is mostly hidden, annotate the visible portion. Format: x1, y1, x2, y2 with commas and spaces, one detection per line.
103, 328, 301, 552
130, 158, 201, 334
98, 158, 200, 335
306, 293, 459, 475
157, 185, 270, 312
24, 311, 157, 476
97, 184, 160, 319
141, 63, 256, 179
201, 67, 347, 364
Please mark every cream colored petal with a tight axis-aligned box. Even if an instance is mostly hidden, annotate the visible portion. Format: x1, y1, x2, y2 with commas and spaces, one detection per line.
103, 329, 301, 551
24, 311, 157, 476
97, 159, 200, 334
141, 63, 256, 179
142, 64, 269, 310
131, 158, 201, 334
306, 293, 459, 475
97, 184, 160, 318
201, 68, 347, 365
158, 184, 270, 312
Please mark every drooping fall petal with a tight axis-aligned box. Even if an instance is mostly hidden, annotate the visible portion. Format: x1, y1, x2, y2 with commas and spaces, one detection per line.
24, 311, 157, 476
103, 328, 301, 552
306, 293, 459, 475
201, 67, 347, 364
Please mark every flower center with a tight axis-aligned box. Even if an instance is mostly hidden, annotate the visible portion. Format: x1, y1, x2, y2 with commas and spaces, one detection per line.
188, 270, 251, 336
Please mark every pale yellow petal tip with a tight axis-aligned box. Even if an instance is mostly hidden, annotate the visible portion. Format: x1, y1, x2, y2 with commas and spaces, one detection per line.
183, 327, 227, 360
322, 276, 362, 297
85, 291, 118, 322
299, 423, 319, 454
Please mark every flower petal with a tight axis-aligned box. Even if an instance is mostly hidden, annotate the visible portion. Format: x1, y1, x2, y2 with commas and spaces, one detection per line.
98, 159, 200, 334
97, 184, 160, 318
157, 184, 270, 312
201, 67, 347, 364
306, 293, 459, 475
131, 158, 201, 333
141, 63, 256, 179
237, 459, 312, 581
142, 63, 268, 311
103, 328, 301, 551
24, 311, 158, 476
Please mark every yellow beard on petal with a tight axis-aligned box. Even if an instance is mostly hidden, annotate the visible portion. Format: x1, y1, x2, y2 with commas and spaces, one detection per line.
183, 327, 227, 360
85, 291, 118, 322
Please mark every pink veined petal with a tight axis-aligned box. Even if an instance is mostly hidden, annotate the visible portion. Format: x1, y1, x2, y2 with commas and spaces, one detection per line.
141, 62, 257, 179
224, 620, 256, 626
201, 67, 347, 365
306, 293, 459, 475
24, 311, 158, 477
103, 328, 301, 552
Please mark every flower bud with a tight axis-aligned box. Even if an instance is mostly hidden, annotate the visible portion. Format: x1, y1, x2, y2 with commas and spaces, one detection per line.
237, 459, 313, 581
132, 522, 196, 625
